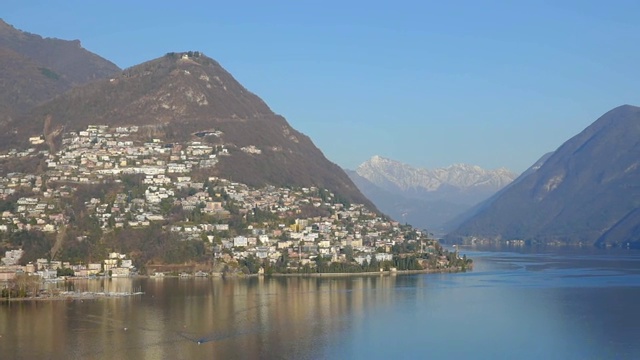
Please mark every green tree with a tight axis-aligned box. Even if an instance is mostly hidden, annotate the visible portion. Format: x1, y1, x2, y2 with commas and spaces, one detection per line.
57, 267, 74, 277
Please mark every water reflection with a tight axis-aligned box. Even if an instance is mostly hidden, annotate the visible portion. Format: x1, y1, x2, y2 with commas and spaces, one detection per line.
2, 249, 640, 359
2, 275, 414, 359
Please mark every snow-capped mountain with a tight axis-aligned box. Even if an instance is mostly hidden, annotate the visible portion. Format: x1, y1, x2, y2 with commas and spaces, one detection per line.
349, 156, 517, 233
356, 155, 516, 195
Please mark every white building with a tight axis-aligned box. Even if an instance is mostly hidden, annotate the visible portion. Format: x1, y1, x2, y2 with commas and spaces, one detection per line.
233, 236, 248, 247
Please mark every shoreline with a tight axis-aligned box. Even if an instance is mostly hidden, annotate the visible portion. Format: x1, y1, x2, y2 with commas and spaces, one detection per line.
0, 291, 144, 303
270, 266, 469, 278
1, 267, 470, 302
1, 291, 144, 303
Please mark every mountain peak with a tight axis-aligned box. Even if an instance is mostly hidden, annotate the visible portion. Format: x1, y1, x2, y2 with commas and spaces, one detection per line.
356, 156, 517, 192
5, 51, 275, 135
350, 156, 517, 231
610, 104, 637, 112
446, 163, 482, 172
0, 48, 373, 208
449, 104, 640, 246
580, 104, 640, 133
369, 155, 390, 163
128, 51, 217, 71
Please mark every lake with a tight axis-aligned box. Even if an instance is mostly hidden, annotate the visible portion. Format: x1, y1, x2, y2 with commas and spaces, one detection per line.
2, 246, 640, 359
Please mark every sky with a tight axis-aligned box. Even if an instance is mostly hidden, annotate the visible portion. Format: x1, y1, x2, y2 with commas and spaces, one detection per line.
4, 1, 640, 173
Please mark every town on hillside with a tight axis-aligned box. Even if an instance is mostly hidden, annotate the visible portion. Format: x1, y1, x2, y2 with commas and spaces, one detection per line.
0, 124, 471, 296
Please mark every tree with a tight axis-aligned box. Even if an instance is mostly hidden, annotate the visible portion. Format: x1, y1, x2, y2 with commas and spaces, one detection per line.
9, 273, 41, 298
57, 267, 74, 277
369, 256, 379, 272
343, 245, 354, 261
315, 254, 328, 273
159, 198, 175, 215
238, 255, 261, 274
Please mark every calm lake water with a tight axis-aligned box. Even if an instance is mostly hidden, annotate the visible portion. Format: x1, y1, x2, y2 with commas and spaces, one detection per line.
2, 247, 640, 359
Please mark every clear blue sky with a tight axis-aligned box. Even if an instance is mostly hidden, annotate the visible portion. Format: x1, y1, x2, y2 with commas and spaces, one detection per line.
5, 1, 640, 173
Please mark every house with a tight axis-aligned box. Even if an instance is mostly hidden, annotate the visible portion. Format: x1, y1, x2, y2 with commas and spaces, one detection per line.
258, 234, 270, 244
203, 201, 223, 213
1, 249, 24, 265
318, 240, 331, 248
29, 136, 45, 145
36, 258, 48, 270
354, 255, 371, 266
375, 253, 393, 262
233, 236, 248, 247
37, 269, 58, 279
104, 259, 118, 271
214, 224, 229, 231
256, 246, 269, 259
88, 263, 102, 272
221, 240, 233, 249
278, 240, 292, 249
111, 267, 130, 277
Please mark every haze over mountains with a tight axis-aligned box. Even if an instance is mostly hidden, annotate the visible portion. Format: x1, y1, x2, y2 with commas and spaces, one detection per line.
348, 156, 517, 232
450, 105, 640, 247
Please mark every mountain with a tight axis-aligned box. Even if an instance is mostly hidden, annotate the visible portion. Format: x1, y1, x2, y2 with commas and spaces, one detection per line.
0, 47, 69, 118
449, 105, 640, 247
0, 51, 372, 207
443, 151, 555, 231
347, 169, 465, 233
0, 19, 120, 121
350, 156, 517, 232
0, 19, 120, 86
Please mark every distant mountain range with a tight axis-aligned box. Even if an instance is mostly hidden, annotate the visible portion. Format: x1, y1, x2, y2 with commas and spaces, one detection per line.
448, 105, 640, 247
348, 156, 517, 232
0, 19, 120, 121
